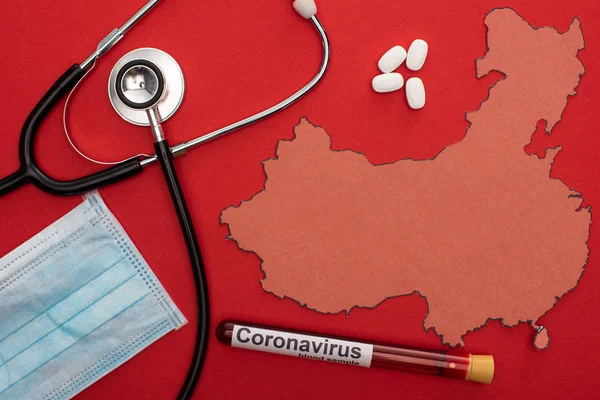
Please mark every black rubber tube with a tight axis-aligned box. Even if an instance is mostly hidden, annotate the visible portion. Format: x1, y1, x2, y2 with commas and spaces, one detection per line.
0, 64, 143, 198
154, 140, 209, 400
0, 168, 27, 196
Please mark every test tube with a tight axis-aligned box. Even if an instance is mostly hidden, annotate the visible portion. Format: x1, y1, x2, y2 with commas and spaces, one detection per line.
216, 320, 494, 384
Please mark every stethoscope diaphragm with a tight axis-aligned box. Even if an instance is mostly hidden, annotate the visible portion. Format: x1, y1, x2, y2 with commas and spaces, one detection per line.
108, 48, 185, 126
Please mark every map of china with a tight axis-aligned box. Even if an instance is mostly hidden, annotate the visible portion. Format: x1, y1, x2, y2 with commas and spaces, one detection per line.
222, 8, 590, 349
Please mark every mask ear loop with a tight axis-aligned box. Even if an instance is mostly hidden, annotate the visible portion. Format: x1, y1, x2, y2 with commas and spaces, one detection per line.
63, 60, 153, 165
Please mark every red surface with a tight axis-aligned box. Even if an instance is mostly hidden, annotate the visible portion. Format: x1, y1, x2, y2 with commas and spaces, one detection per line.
0, 0, 599, 398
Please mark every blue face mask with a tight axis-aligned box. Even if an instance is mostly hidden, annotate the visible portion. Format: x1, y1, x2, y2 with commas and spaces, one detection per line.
0, 192, 186, 400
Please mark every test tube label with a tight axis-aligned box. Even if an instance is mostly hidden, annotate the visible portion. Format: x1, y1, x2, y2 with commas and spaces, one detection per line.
232, 325, 374, 367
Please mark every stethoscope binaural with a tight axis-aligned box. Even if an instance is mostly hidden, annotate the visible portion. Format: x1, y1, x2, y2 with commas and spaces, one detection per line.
0, 0, 329, 197
0, 0, 329, 399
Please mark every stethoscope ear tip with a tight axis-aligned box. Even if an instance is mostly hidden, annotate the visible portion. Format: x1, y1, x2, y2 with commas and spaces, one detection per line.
109, 48, 185, 127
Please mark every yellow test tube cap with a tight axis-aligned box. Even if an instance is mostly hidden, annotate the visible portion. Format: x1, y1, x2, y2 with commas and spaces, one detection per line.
467, 355, 494, 384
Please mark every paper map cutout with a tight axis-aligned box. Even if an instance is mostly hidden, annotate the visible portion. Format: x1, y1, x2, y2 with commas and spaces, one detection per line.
221, 8, 590, 349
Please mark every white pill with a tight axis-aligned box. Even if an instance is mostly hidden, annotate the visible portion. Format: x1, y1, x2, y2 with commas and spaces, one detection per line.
293, 0, 317, 19
372, 73, 404, 93
406, 39, 428, 71
406, 77, 425, 109
378, 46, 407, 73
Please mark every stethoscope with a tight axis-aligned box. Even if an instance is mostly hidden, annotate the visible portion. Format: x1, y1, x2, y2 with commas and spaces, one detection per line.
0, 0, 329, 398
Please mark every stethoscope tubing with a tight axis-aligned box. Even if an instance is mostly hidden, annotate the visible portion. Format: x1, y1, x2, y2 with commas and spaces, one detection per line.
153, 139, 209, 399
0, 66, 143, 196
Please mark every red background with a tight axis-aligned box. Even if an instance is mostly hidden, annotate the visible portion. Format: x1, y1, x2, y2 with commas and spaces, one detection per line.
1, 0, 599, 398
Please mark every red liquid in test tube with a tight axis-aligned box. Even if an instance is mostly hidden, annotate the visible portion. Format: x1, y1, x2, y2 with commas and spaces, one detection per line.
216, 321, 494, 384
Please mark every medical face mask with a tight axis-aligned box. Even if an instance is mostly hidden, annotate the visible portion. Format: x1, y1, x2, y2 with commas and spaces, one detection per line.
0, 192, 186, 400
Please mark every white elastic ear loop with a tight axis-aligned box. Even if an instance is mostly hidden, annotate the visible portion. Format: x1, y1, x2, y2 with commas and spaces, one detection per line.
293, 0, 317, 19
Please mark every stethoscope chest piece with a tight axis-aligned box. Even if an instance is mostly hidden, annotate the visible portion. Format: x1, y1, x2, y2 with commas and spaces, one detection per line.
109, 48, 185, 126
